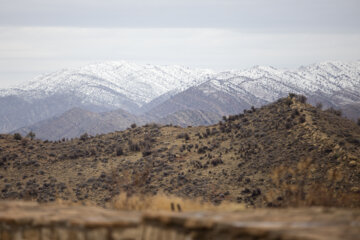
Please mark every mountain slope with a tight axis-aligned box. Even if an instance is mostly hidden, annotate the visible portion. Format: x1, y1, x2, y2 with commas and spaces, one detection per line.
1, 96, 359, 207
157, 109, 221, 127
14, 108, 221, 140
0, 61, 213, 132
148, 61, 360, 119
14, 108, 146, 140
1, 60, 359, 134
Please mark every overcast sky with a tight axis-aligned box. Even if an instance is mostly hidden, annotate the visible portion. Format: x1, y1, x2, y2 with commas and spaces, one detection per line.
0, 0, 359, 87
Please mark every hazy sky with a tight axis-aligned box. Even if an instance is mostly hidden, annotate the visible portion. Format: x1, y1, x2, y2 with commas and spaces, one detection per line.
0, 0, 359, 87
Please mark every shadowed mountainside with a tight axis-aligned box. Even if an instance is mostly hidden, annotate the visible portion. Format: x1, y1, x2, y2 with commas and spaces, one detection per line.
13, 108, 146, 140
14, 108, 222, 140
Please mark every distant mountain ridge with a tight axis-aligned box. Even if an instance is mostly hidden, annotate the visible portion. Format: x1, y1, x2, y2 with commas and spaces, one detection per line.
14, 108, 221, 140
1, 61, 214, 111
147, 61, 360, 118
1, 60, 360, 138
0, 61, 214, 132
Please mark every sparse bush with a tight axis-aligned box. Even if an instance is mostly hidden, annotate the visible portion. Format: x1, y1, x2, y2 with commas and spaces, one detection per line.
80, 133, 89, 141
131, 123, 137, 129
144, 123, 160, 128
128, 141, 140, 152
177, 133, 190, 140
228, 115, 238, 121
296, 95, 307, 103
346, 137, 360, 146
211, 158, 223, 166
288, 93, 297, 99
26, 131, 35, 140
13, 133, 22, 140
291, 109, 300, 119
116, 147, 124, 156
357, 118, 360, 126
299, 115, 306, 123
206, 128, 211, 136
197, 146, 208, 154
284, 98, 293, 106
142, 147, 152, 157
21, 138, 28, 146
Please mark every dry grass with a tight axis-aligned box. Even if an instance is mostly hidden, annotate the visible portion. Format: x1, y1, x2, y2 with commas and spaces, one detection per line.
111, 192, 246, 212
267, 158, 360, 208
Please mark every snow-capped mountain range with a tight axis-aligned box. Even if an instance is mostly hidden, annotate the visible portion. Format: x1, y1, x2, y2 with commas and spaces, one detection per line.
0, 60, 359, 135
1, 61, 214, 112
207, 61, 360, 105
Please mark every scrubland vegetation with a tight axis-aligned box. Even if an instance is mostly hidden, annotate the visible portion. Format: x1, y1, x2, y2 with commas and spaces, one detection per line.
0, 95, 359, 210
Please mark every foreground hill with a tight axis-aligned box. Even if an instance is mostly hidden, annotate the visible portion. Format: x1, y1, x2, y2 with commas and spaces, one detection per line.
0, 95, 359, 207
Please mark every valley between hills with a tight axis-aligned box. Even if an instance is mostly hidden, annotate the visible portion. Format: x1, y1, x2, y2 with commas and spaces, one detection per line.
1, 95, 359, 209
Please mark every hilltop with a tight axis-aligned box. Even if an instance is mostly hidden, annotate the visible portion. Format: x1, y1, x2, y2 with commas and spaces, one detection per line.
0, 95, 359, 208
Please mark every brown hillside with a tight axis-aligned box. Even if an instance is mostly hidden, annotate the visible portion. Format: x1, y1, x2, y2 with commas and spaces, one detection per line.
0, 95, 359, 208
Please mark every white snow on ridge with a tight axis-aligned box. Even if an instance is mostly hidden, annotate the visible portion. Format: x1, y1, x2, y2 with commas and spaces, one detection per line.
0, 61, 214, 107
0, 60, 359, 109
202, 60, 360, 104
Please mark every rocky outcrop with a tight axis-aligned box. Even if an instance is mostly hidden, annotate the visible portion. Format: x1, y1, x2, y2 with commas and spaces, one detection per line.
0, 201, 359, 240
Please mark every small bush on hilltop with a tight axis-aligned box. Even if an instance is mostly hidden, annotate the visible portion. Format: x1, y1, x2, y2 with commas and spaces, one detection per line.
288, 93, 307, 103
296, 95, 307, 103
26, 131, 36, 140
80, 133, 89, 141
13, 133, 22, 140
288, 93, 296, 99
